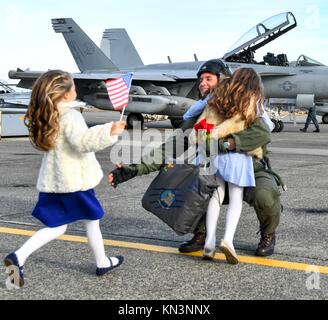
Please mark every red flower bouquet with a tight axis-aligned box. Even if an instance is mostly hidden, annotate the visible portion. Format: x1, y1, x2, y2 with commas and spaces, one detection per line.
194, 119, 214, 140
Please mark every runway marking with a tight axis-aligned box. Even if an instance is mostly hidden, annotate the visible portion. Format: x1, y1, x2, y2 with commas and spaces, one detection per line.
270, 147, 328, 156
1, 226, 328, 274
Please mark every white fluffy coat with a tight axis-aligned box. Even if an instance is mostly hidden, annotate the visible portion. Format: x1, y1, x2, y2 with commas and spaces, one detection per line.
36, 102, 118, 193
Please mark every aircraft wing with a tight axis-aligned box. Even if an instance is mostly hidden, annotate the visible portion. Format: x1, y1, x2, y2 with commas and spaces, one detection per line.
71, 72, 178, 82
2, 98, 30, 106
0, 94, 30, 107
9, 69, 180, 89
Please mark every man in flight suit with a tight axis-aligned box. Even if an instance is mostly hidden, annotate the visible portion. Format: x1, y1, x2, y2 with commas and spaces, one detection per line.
108, 59, 284, 256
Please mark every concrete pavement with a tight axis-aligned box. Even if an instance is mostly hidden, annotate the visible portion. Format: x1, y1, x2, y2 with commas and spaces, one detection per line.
0, 111, 327, 300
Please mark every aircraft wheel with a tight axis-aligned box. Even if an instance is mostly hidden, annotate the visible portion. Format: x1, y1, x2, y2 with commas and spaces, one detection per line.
277, 120, 284, 132
270, 119, 279, 132
170, 118, 183, 128
127, 113, 144, 129
322, 114, 328, 124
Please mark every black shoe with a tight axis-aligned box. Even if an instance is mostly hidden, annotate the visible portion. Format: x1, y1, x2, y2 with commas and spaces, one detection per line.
255, 232, 276, 257
178, 232, 206, 253
96, 256, 124, 276
313, 128, 320, 132
299, 128, 307, 132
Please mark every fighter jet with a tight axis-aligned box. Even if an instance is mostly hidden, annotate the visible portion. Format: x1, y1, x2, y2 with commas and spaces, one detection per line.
100, 15, 328, 132
8, 12, 328, 131
0, 80, 86, 113
0, 80, 30, 112
9, 19, 199, 129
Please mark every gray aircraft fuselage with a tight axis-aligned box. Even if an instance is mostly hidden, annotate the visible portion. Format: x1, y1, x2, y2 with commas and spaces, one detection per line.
125, 61, 328, 100
8, 13, 328, 128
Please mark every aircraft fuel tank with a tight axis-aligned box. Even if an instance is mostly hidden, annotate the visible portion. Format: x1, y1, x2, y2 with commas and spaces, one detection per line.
82, 93, 195, 116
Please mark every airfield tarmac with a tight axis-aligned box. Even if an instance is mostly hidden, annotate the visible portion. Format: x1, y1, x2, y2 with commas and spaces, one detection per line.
0, 110, 327, 300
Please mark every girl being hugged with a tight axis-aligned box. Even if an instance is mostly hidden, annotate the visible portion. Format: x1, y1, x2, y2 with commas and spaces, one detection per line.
191, 68, 265, 264
4, 70, 126, 288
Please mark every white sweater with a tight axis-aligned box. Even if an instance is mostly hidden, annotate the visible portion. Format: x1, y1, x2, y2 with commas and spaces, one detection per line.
36, 102, 118, 193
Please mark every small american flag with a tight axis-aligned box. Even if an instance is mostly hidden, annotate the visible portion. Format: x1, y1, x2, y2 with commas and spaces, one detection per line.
105, 73, 133, 110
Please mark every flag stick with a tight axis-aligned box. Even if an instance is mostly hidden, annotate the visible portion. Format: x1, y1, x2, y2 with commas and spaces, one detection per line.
119, 73, 132, 121
119, 106, 126, 121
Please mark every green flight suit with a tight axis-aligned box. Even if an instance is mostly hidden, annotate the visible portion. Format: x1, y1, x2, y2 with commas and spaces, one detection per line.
130, 117, 284, 234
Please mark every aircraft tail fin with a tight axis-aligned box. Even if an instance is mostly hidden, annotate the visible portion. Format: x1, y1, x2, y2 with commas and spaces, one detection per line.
52, 18, 119, 72
100, 28, 144, 68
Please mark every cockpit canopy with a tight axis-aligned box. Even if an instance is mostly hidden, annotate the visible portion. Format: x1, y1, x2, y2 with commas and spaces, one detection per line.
223, 12, 297, 64
0, 80, 15, 94
294, 55, 326, 67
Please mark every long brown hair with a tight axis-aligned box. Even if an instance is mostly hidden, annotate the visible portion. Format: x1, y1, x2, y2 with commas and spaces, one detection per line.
208, 68, 264, 127
25, 70, 73, 151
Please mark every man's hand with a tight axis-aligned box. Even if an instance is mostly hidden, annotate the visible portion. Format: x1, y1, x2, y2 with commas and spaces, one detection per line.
108, 163, 138, 188
215, 137, 236, 154
227, 137, 236, 150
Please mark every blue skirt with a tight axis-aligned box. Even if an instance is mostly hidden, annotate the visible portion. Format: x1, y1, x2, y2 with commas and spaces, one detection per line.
195, 152, 255, 187
214, 152, 255, 187
32, 189, 105, 227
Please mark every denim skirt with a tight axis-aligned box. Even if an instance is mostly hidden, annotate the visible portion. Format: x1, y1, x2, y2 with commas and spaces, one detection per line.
32, 189, 105, 227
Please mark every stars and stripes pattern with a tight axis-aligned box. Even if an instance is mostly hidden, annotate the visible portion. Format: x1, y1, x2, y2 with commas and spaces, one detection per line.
105, 73, 133, 110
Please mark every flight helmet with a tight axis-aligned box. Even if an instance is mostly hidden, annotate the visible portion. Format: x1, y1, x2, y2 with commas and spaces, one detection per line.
197, 59, 233, 78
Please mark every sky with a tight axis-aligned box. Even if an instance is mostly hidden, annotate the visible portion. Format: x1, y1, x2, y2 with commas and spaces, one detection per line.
1, 0, 327, 82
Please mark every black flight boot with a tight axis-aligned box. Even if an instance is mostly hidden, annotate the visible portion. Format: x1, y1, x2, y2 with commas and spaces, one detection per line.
255, 232, 276, 256
178, 232, 206, 253
299, 128, 307, 132
313, 128, 320, 132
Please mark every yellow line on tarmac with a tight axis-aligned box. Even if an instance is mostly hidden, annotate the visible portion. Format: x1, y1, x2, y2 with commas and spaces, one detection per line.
1, 226, 328, 274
